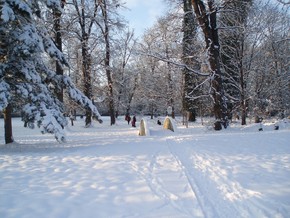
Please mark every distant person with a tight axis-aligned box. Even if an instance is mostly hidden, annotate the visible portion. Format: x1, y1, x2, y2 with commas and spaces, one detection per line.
125, 114, 131, 125
69, 111, 74, 126
157, 119, 161, 125
132, 115, 136, 127
127, 115, 131, 125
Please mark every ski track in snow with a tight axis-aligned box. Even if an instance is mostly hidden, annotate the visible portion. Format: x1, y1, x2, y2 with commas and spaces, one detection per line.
129, 149, 204, 217
165, 135, 288, 218
0, 117, 290, 218
166, 139, 215, 218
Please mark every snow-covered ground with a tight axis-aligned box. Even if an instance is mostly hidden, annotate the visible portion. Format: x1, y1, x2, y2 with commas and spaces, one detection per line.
0, 116, 290, 218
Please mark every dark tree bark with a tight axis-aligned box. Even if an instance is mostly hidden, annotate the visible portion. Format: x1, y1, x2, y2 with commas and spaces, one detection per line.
53, 1, 65, 102
239, 39, 247, 125
165, 46, 175, 119
73, 0, 98, 126
0, 17, 13, 144
4, 104, 13, 144
82, 34, 93, 126
105, 35, 115, 126
220, 0, 252, 126
240, 73, 247, 125
126, 76, 138, 118
100, 0, 116, 125
191, 0, 228, 128
182, 0, 199, 122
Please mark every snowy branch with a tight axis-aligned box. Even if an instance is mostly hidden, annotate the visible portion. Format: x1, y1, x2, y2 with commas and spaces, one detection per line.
140, 52, 210, 77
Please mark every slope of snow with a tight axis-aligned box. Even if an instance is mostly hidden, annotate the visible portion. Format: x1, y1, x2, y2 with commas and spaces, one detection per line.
0, 116, 289, 218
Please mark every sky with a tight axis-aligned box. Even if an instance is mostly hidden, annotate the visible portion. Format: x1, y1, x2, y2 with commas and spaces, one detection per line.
121, 0, 169, 37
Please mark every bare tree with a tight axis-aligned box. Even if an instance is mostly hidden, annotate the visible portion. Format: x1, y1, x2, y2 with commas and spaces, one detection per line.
71, 0, 100, 126
138, 12, 183, 118
137, 33, 166, 117
220, 0, 253, 125
191, 0, 228, 129
95, 0, 125, 125
248, 1, 290, 119
113, 30, 136, 117
182, 0, 200, 122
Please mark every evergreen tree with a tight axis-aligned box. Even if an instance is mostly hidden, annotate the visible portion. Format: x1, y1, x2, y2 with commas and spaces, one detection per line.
0, 0, 102, 143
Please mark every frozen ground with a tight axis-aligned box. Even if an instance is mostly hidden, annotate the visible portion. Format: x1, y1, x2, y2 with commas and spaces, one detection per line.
0, 116, 290, 218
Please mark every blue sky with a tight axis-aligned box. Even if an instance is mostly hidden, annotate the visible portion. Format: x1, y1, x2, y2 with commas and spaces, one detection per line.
121, 0, 168, 37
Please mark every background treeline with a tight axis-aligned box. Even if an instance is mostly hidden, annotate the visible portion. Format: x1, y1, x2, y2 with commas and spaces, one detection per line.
62, 0, 289, 124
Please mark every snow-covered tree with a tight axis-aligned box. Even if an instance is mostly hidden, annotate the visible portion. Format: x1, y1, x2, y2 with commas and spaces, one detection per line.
137, 12, 183, 118
220, 0, 253, 125
182, 0, 201, 122
65, 0, 100, 126
52, 0, 65, 102
64, 0, 125, 125
191, 0, 228, 129
0, 0, 102, 144
247, 1, 290, 119
111, 29, 137, 117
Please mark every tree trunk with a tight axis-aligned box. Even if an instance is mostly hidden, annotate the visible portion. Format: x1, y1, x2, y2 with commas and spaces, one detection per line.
127, 77, 137, 117
82, 36, 93, 126
108, 86, 116, 126
182, 0, 199, 122
167, 64, 175, 119
241, 100, 247, 125
53, 4, 64, 103
101, 0, 115, 125
165, 44, 175, 119
105, 38, 116, 126
220, 0, 252, 126
73, 0, 98, 127
3, 104, 14, 144
188, 111, 196, 122
240, 54, 247, 125
240, 57, 247, 125
192, 0, 228, 128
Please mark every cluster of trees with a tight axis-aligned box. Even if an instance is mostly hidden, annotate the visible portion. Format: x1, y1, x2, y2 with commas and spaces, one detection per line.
0, 0, 103, 143
145, 0, 289, 125
1, 0, 289, 143
135, 0, 289, 129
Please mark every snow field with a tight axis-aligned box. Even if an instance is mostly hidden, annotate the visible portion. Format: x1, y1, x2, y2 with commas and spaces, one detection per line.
0, 116, 290, 218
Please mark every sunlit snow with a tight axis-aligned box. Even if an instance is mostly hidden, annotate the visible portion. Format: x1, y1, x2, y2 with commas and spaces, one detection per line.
0, 116, 289, 217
